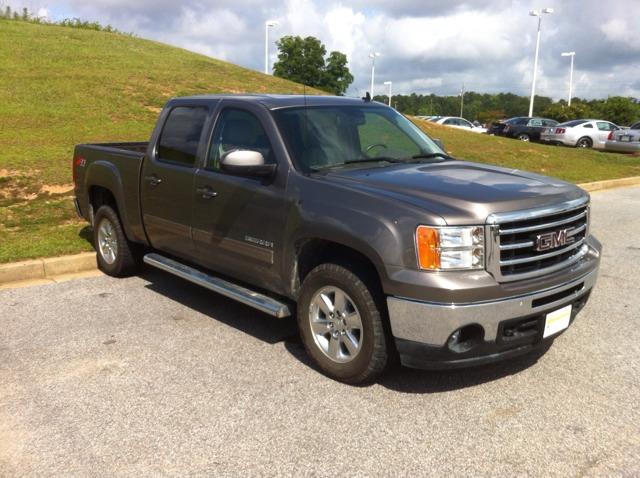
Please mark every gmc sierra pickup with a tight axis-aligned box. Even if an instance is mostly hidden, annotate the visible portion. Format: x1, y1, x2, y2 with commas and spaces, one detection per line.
72, 94, 601, 384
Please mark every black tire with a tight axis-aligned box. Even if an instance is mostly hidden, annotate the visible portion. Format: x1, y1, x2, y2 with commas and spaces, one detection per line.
297, 263, 389, 384
576, 136, 593, 148
93, 205, 141, 277
517, 133, 530, 142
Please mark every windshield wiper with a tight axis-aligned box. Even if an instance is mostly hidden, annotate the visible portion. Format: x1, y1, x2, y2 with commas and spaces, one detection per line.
410, 152, 452, 161
343, 157, 407, 164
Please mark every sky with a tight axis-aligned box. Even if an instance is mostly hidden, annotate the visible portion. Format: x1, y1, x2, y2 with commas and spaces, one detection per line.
10, 0, 640, 99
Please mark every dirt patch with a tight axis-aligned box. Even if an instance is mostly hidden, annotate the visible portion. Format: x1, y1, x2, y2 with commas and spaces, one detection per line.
145, 105, 162, 114
40, 184, 73, 195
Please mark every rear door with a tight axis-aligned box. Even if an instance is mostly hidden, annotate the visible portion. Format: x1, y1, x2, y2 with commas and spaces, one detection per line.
191, 101, 291, 292
140, 104, 210, 259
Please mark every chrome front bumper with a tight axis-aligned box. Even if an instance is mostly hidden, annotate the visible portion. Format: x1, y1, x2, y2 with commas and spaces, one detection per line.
387, 261, 599, 348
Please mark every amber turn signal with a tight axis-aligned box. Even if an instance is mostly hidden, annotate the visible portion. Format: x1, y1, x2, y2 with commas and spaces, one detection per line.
416, 226, 441, 270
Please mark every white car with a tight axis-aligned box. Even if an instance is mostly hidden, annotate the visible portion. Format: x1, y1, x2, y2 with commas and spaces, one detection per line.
604, 121, 640, 153
540, 119, 620, 149
433, 116, 487, 133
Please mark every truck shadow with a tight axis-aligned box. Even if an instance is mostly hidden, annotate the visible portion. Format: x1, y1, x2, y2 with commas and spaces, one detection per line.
139, 266, 549, 393
140, 267, 298, 345
283, 339, 550, 394
376, 345, 551, 394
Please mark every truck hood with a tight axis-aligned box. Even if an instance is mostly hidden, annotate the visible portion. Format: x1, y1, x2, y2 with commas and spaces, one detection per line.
323, 160, 587, 225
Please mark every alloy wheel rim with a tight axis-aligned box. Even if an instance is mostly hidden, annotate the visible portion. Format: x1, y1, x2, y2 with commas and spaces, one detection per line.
309, 286, 363, 363
97, 218, 118, 265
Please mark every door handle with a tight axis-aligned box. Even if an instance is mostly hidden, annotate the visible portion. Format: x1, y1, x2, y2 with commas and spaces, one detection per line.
196, 187, 218, 199
145, 175, 162, 187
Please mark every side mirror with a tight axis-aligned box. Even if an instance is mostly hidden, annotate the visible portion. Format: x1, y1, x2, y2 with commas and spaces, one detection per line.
433, 138, 445, 151
220, 150, 277, 177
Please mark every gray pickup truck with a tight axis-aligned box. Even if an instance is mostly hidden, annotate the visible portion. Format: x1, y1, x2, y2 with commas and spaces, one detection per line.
72, 94, 601, 384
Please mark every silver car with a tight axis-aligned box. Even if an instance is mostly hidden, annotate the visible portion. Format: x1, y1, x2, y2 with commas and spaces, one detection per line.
604, 121, 640, 153
540, 119, 620, 149
433, 116, 487, 133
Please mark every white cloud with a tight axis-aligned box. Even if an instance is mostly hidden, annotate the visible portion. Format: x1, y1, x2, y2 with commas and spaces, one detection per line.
19, 0, 640, 99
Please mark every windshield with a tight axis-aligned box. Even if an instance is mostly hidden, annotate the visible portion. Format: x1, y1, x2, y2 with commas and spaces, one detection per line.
273, 105, 446, 172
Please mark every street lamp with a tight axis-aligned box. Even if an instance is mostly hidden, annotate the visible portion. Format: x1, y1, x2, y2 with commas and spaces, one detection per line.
528, 8, 553, 117
383, 81, 392, 106
369, 52, 380, 96
561, 51, 576, 106
264, 20, 278, 75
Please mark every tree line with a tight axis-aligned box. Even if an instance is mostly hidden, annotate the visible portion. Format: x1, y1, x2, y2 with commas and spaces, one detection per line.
373, 92, 640, 126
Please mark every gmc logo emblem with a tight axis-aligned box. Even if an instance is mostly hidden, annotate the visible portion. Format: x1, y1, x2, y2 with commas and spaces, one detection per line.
536, 228, 575, 252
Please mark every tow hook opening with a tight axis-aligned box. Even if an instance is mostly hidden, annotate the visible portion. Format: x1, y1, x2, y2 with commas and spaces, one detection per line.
447, 324, 484, 353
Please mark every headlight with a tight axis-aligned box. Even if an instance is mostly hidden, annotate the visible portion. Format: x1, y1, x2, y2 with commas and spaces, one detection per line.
416, 225, 484, 270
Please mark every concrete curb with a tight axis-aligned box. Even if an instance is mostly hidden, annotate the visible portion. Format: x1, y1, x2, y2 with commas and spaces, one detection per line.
0, 252, 97, 285
0, 178, 639, 287
578, 176, 640, 192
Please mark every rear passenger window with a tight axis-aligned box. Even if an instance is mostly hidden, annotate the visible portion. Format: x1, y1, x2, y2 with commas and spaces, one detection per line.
157, 106, 208, 166
583, 123, 593, 128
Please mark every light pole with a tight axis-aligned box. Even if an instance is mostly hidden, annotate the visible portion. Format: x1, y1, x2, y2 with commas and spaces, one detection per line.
528, 8, 553, 117
561, 51, 575, 106
369, 52, 380, 96
383, 81, 392, 106
264, 20, 278, 75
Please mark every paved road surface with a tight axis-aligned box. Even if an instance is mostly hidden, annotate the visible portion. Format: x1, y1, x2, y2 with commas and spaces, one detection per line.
1, 187, 639, 477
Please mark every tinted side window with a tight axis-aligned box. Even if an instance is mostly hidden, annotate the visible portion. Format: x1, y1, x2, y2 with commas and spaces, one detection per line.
157, 106, 208, 166
583, 123, 593, 128
631, 122, 640, 130
528, 119, 543, 127
208, 109, 274, 170
443, 118, 456, 125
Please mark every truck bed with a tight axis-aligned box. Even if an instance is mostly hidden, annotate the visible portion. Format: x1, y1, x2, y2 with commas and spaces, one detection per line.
73, 141, 148, 244
80, 141, 149, 155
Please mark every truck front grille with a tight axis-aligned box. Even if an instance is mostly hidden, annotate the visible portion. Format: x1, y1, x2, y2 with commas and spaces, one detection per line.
488, 198, 590, 282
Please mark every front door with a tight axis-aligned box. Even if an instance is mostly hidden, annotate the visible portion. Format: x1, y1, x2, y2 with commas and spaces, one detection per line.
140, 105, 209, 259
191, 103, 291, 292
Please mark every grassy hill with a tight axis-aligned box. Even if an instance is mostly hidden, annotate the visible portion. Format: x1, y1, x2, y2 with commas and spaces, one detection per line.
0, 19, 321, 262
0, 20, 638, 264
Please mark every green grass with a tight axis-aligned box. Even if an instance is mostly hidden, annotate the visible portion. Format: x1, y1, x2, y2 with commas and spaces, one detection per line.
1, 20, 638, 264
0, 20, 321, 263
413, 119, 640, 183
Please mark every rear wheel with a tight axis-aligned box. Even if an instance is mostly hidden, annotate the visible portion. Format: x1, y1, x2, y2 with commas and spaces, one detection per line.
576, 136, 593, 148
297, 263, 389, 384
517, 133, 530, 142
93, 205, 141, 277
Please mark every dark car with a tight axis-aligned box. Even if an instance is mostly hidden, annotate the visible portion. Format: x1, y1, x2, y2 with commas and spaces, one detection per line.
72, 94, 600, 384
493, 117, 559, 142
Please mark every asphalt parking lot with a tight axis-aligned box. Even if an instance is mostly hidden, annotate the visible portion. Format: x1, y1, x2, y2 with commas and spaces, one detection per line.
1, 186, 639, 477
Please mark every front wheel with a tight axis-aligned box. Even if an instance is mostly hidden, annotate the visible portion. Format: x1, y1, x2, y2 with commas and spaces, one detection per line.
297, 263, 389, 384
517, 133, 530, 142
93, 205, 141, 277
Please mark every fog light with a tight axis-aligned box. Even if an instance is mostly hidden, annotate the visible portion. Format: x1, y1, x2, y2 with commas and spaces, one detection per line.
447, 324, 484, 353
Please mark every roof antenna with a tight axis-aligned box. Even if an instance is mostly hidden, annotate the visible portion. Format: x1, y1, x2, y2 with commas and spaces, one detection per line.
362, 92, 371, 102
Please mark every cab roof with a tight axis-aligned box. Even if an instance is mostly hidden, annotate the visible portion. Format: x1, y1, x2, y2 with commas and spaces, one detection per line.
167, 94, 384, 110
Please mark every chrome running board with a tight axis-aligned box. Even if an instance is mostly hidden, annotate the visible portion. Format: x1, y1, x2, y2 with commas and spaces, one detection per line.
143, 253, 291, 318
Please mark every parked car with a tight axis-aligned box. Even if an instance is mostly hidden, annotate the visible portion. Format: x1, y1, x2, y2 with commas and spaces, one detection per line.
72, 94, 601, 384
541, 119, 620, 149
604, 121, 640, 153
432, 116, 487, 133
495, 117, 559, 142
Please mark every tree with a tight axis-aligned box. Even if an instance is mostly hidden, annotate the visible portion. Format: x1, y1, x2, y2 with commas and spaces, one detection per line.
591, 97, 640, 126
542, 101, 592, 123
322, 51, 354, 97
273, 36, 353, 95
